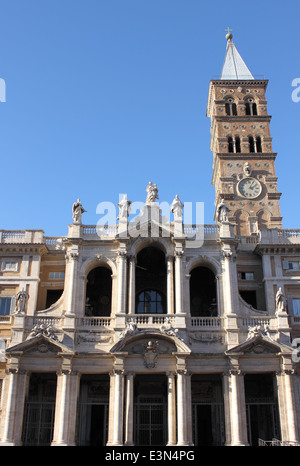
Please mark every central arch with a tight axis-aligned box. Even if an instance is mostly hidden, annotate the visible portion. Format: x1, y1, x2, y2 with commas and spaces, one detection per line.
135, 246, 167, 314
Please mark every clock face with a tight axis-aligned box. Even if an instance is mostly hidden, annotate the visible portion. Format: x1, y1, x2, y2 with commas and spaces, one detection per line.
237, 177, 262, 199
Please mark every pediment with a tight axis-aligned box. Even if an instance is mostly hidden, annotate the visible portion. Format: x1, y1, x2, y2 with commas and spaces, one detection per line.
226, 334, 290, 356
111, 329, 191, 355
6, 335, 73, 356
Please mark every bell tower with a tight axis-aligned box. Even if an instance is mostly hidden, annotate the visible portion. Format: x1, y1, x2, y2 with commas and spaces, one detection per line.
206, 31, 282, 235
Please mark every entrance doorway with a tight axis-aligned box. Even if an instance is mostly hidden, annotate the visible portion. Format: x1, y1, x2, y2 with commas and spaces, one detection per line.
192, 374, 225, 446
76, 374, 109, 446
134, 375, 167, 446
245, 373, 281, 445
22, 373, 57, 446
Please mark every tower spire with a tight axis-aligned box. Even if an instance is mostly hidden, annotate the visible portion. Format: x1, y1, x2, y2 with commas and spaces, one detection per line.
220, 30, 254, 80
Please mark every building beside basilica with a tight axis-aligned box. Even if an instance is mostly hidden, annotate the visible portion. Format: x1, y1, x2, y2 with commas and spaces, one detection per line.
0, 33, 300, 447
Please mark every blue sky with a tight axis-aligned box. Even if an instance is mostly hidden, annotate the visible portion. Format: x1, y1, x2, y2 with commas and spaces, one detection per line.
0, 0, 299, 236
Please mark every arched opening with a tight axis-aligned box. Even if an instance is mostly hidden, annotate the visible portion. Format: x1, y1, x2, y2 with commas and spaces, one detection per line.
227, 136, 234, 153
85, 266, 112, 316
235, 210, 250, 236
135, 246, 167, 314
225, 98, 237, 116
235, 136, 241, 153
190, 266, 217, 317
257, 210, 270, 231
256, 136, 262, 153
245, 98, 257, 116
248, 136, 255, 153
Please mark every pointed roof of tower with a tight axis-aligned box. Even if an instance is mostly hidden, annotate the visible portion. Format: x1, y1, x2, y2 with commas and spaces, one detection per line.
220, 30, 254, 80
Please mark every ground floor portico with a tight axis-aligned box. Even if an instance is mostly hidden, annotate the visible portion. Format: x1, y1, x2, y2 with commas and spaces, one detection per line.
0, 331, 299, 447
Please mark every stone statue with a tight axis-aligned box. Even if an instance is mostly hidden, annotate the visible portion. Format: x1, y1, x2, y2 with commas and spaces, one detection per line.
146, 181, 159, 204
276, 287, 286, 313
72, 198, 86, 224
171, 194, 184, 220
160, 317, 179, 337
119, 318, 138, 339
247, 323, 270, 340
28, 323, 58, 341
216, 198, 229, 223
15, 290, 29, 315
243, 162, 252, 177
117, 194, 132, 220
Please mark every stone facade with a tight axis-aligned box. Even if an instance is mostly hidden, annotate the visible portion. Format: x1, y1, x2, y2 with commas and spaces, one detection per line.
0, 36, 300, 447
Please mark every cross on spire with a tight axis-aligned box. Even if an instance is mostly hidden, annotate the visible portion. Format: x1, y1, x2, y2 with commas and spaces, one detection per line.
225, 27, 232, 35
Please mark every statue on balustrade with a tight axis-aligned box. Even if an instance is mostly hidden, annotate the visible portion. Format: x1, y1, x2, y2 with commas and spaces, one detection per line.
72, 198, 87, 224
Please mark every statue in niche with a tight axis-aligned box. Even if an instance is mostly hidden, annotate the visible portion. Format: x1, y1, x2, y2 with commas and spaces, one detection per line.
145, 181, 159, 204
117, 194, 132, 220
171, 194, 184, 220
15, 289, 29, 315
275, 287, 286, 313
216, 198, 229, 223
72, 198, 86, 224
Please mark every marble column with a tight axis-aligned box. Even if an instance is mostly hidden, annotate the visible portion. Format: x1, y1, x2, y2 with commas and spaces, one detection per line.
0, 369, 29, 446
66, 251, 79, 315
174, 251, 184, 314
51, 370, 80, 446
223, 369, 249, 446
277, 369, 299, 443
124, 372, 134, 445
167, 372, 176, 445
176, 370, 188, 445
112, 370, 125, 445
117, 251, 127, 314
128, 256, 136, 315
166, 256, 174, 315
185, 372, 193, 445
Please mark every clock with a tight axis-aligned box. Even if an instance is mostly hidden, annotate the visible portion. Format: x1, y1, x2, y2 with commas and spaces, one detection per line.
237, 177, 262, 199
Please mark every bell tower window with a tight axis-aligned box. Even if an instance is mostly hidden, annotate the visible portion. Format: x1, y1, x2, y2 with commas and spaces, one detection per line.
225, 98, 237, 116
256, 136, 262, 153
245, 98, 257, 116
248, 136, 255, 153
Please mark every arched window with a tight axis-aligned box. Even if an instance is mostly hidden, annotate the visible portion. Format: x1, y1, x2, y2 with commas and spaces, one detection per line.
85, 266, 112, 316
190, 266, 217, 317
136, 290, 166, 314
235, 210, 250, 236
227, 136, 234, 153
135, 246, 167, 314
256, 136, 262, 153
245, 98, 257, 116
227, 135, 241, 153
248, 136, 255, 153
225, 98, 237, 116
235, 136, 241, 153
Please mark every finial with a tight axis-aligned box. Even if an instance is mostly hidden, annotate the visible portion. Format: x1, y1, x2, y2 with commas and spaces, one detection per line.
225, 27, 233, 41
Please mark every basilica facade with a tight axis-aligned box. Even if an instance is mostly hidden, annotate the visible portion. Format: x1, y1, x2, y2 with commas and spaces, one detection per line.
0, 34, 300, 447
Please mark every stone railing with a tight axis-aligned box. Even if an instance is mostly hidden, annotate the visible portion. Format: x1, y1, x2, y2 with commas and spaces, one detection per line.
76, 317, 113, 328
238, 316, 275, 330
126, 314, 175, 327
260, 229, 300, 244
0, 230, 44, 244
82, 225, 119, 239
189, 316, 222, 328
